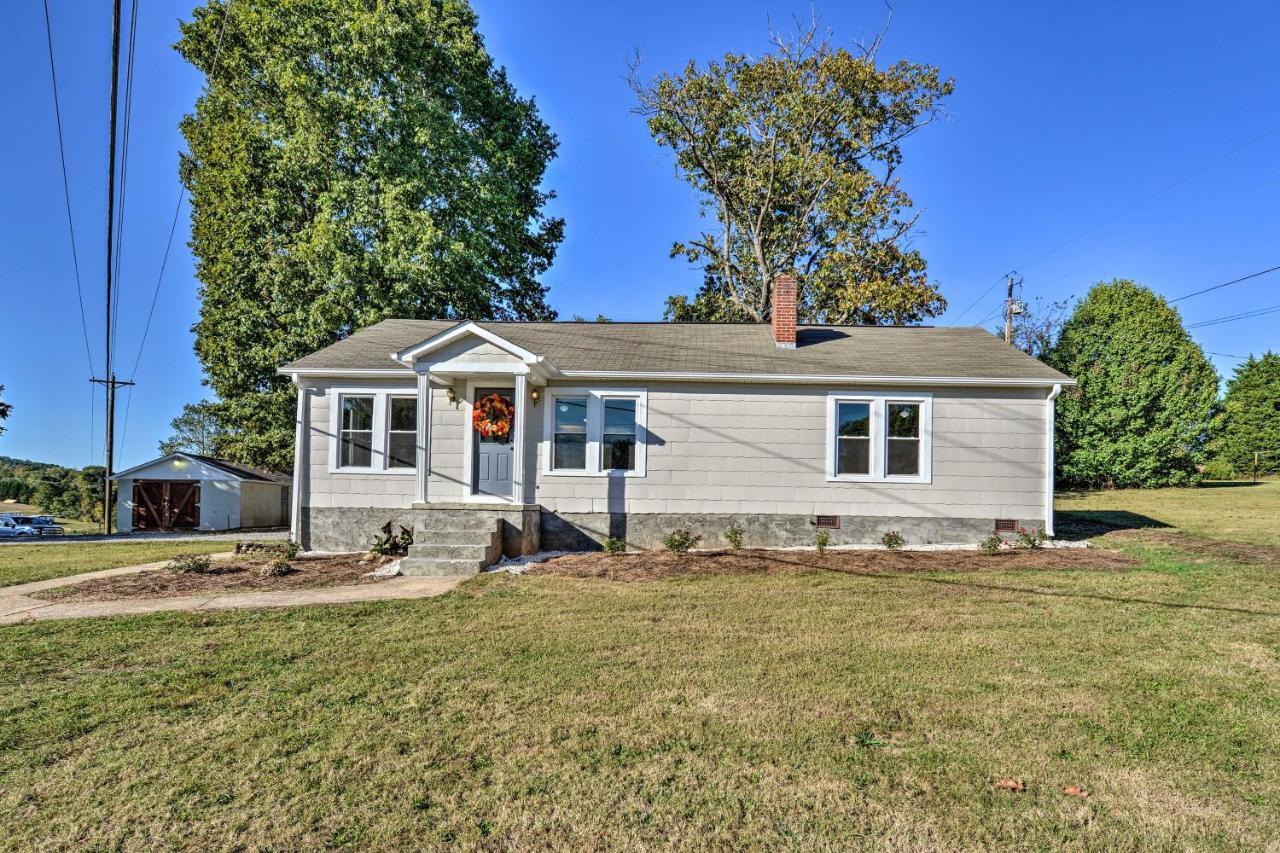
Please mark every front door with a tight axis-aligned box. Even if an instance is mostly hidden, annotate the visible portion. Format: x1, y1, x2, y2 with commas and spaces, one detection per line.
473, 387, 514, 498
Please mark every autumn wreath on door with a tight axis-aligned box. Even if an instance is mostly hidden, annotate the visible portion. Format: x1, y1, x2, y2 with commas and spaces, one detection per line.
473, 392, 514, 439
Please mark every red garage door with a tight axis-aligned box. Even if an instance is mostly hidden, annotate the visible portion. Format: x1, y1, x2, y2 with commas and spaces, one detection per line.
132, 481, 201, 531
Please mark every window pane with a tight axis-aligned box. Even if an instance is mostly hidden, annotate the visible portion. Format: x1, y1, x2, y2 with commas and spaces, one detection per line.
343, 396, 374, 431
603, 398, 636, 435
340, 431, 373, 468
388, 432, 416, 468
389, 398, 416, 431
554, 398, 587, 434
603, 434, 635, 470
887, 403, 920, 438
887, 438, 919, 476
837, 402, 870, 437
837, 436, 870, 475
553, 434, 586, 470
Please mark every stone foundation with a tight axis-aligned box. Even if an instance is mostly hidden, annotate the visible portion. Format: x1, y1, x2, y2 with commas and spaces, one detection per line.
304, 506, 1041, 554
540, 512, 1040, 551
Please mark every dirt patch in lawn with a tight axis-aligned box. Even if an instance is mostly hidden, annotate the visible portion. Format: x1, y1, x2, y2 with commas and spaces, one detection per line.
39, 554, 396, 602
524, 546, 1137, 582
1104, 528, 1280, 566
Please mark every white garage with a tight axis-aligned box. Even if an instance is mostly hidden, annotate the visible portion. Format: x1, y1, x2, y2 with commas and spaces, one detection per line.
111, 453, 290, 533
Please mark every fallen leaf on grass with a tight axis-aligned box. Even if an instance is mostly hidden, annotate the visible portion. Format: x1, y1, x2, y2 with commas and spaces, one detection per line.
994, 778, 1025, 792
1062, 785, 1090, 798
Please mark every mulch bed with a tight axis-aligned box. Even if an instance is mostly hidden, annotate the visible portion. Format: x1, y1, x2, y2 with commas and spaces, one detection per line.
41, 554, 396, 602
523, 546, 1137, 582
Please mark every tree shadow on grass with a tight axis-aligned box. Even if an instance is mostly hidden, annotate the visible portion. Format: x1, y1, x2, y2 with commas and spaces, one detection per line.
1054, 510, 1170, 542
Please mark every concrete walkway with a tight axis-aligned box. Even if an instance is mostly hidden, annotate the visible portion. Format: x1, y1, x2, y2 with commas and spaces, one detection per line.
0, 558, 462, 626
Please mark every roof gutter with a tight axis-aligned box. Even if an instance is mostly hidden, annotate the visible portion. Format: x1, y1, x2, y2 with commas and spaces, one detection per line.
1044, 383, 1063, 537
557, 370, 1075, 388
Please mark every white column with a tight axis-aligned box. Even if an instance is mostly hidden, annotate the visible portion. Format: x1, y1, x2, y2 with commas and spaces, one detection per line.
290, 384, 307, 543
1044, 383, 1061, 537
512, 373, 528, 504
416, 371, 432, 505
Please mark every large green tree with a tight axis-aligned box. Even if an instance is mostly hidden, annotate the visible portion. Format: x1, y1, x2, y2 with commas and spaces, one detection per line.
1210, 352, 1280, 476
631, 23, 953, 325
1046, 280, 1219, 488
158, 401, 226, 457
178, 0, 563, 469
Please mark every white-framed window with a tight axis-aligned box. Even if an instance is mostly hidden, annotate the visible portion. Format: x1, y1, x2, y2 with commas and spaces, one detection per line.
543, 389, 647, 477
329, 387, 418, 474
386, 396, 418, 469
825, 392, 932, 483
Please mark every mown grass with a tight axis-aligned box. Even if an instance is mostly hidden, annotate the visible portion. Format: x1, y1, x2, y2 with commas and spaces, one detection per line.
1057, 479, 1280, 546
2, 536, 1277, 849
0, 540, 232, 588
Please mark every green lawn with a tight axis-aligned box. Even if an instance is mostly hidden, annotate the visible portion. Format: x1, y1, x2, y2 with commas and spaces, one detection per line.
2, 523, 1278, 848
1057, 479, 1280, 546
0, 540, 232, 588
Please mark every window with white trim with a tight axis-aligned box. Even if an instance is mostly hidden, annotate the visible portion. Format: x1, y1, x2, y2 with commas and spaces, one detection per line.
544, 389, 647, 476
827, 392, 932, 483
387, 397, 417, 469
330, 388, 418, 473
339, 395, 375, 468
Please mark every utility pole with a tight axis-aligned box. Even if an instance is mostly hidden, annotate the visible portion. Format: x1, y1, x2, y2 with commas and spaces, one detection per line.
1004, 273, 1024, 346
91, 0, 130, 535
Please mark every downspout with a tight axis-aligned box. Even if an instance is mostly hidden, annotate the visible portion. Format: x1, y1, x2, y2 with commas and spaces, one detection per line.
1044, 383, 1062, 537
290, 382, 306, 545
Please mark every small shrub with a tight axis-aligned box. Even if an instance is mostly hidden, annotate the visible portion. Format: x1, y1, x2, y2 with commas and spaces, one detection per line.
815, 529, 831, 554
371, 521, 414, 556
168, 553, 212, 574
724, 524, 744, 549
661, 528, 702, 553
881, 530, 905, 550
602, 537, 625, 554
257, 557, 292, 578
1015, 527, 1047, 549
979, 535, 1003, 556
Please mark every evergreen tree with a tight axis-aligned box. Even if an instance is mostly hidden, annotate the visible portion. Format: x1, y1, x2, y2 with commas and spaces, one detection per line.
1046, 280, 1219, 488
178, 0, 563, 469
1210, 352, 1280, 476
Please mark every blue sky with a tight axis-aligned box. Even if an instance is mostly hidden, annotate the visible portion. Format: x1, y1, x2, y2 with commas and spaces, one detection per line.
2, 0, 1277, 470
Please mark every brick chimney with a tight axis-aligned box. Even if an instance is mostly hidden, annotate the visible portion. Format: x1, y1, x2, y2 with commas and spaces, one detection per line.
771, 273, 797, 348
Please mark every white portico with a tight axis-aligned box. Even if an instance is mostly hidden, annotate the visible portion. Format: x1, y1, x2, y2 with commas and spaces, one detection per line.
391, 321, 553, 507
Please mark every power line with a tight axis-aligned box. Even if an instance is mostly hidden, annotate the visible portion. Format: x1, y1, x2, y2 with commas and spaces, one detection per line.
109, 0, 139, 367
1168, 264, 1280, 304
951, 271, 1014, 324
1186, 303, 1280, 330
1205, 351, 1246, 359
41, 0, 95, 377
126, 0, 233, 382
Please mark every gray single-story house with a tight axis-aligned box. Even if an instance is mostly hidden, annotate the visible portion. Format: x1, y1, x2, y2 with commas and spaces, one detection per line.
111, 453, 290, 533
280, 278, 1073, 573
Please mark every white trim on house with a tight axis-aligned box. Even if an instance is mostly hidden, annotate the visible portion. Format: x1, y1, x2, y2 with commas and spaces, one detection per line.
281, 368, 413, 378
824, 391, 933, 485
541, 387, 648, 479
392, 321, 540, 366
560, 370, 1073, 387
1044, 383, 1062, 536
109, 453, 257, 482
291, 388, 307, 541
327, 385, 419, 476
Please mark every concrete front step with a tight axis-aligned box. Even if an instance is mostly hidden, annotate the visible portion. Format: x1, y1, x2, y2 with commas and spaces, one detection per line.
414, 515, 504, 533
398, 557, 486, 578
407, 542, 491, 561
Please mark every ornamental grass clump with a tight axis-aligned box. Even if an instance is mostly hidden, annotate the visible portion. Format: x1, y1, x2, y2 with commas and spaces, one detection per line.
167, 553, 213, 574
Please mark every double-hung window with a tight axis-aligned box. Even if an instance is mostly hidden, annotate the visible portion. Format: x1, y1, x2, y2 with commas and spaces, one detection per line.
387, 397, 417, 469
827, 392, 931, 483
332, 389, 417, 472
545, 390, 647, 476
339, 395, 375, 468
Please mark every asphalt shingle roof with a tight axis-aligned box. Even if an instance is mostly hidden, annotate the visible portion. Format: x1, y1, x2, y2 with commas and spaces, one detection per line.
281, 319, 1072, 383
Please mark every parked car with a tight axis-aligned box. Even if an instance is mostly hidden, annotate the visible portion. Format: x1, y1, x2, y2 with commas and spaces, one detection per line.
0, 517, 36, 538
7, 515, 66, 536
